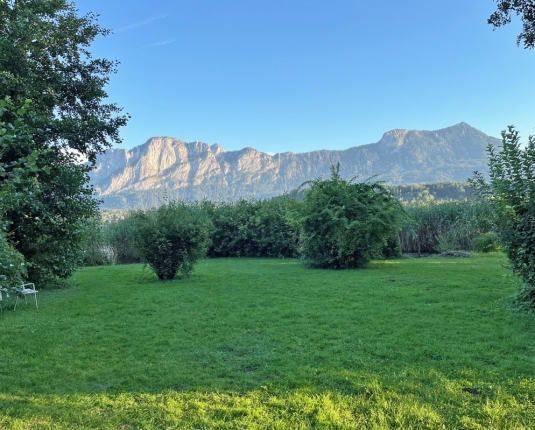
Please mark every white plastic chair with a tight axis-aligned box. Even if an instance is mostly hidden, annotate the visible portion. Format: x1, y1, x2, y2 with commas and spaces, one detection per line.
0, 286, 9, 313
14, 283, 38, 310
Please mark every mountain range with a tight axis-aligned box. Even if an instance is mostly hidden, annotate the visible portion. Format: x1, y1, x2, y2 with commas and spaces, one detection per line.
89, 122, 500, 209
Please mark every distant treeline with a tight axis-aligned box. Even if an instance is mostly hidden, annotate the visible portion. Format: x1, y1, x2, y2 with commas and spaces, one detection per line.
386, 182, 475, 203
284, 181, 475, 204
101, 182, 475, 221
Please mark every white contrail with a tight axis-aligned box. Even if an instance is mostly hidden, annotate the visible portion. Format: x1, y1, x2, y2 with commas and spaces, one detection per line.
145, 39, 175, 48
115, 16, 167, 33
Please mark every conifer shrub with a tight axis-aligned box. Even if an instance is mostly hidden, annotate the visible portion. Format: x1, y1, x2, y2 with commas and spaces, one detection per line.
296, 164, 406, 269
133, 202, 213, 280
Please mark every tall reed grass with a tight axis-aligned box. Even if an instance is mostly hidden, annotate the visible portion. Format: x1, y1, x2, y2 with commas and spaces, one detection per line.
400, 200, 497, 253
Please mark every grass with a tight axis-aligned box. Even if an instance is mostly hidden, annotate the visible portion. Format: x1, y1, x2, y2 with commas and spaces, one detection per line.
0, 254, 534, 429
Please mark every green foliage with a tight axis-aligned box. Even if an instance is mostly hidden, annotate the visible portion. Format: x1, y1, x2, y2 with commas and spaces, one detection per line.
0, 231, 26, 288
287, 181, 476, 204
473, 232, 501, 253
100, 209, 130, 223
470, 126, 535, 310
0, 97, 42, 207
380, 234, 403, 258
79, 218, 116, 267
0, 97, 44, 288
82, 198, 298, 267
489, 0, 535, 49
435, 233, 461, 252
89, 196, 498, 266
79, 214, 140, 267
400, 201, 497, 254
103, 215, 140, 264
206, 197, 299, 258
386, 181, 476, 204
0, 0, 128, 286
80, 194, 406, 266
296, 164, 406, 269
12, 162, 102, 286
0, 0, 128, 160
133, 202, 213, 280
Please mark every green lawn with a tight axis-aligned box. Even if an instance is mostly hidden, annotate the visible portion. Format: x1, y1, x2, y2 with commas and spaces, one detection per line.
1, 255, 534, 429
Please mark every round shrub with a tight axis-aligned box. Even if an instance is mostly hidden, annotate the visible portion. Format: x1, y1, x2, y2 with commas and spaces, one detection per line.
296, 164, 406, 269
133, 202, 213, 280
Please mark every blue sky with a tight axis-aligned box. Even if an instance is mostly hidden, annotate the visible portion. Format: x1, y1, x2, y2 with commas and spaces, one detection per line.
75, 0, 535, 153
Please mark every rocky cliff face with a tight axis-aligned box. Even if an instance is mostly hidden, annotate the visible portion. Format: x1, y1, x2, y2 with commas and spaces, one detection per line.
90, 122, 499, 209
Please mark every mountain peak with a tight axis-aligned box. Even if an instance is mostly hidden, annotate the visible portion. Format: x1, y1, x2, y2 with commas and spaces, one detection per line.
210, 143, 226, 155
90, 123, 500, 209
379, 129, 409, 147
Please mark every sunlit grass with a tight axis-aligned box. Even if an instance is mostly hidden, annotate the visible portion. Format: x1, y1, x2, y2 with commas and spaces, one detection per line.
1, 254, 534, 428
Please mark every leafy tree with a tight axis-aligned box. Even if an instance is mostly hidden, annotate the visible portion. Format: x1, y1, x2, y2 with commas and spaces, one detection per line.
0, 98, 42, 212
296, 164, 406, 269
0, 97, 39, 288
0, 0, 128, 285
133, 202, 213, 280
470, 126, 535, 310
489, 0, 535, 49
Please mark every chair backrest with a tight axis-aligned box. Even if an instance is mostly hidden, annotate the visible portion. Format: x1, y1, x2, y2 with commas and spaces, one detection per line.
21, 283, 36, 292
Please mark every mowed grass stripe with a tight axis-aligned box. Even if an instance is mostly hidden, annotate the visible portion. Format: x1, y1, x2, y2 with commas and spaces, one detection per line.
0, 255, 534, 428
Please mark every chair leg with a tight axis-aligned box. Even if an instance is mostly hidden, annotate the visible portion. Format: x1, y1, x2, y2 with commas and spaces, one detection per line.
13, 292, 38, 310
